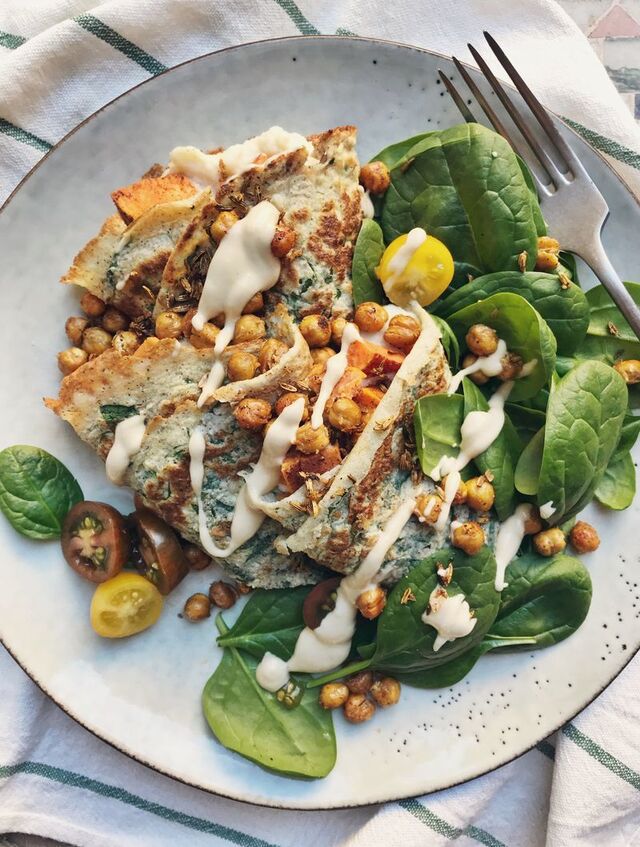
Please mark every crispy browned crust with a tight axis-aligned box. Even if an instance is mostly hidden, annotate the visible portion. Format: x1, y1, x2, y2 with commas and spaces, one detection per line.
60, 214, 126, 299
111, 173, 197, 224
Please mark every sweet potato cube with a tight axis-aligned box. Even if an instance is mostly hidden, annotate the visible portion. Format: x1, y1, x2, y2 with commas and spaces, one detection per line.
280, 443, 342, 493
327, 366, 366, 407
347, 340, 404, 375
357, 385, 386, 411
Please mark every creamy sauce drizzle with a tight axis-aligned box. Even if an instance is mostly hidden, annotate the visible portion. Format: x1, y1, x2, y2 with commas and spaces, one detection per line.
169, 126, 312, 192
105, 415, 146, 484
310, 322, 361, 429
194, 201, 281, 406
539, 501, 556, 520
421, 587, 477, 652
358, 186, 374, 219
188, 399, 304, 558
256, 492, 418, 691
388, 227, 427, 283
493, 503, 534, 591
448, 339, 508, 395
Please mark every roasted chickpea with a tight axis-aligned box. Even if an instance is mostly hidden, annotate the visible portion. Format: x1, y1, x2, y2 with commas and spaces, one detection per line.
535, 250, 559, 272
300, 314, 331, 348
346, 670, 374, 694
452, 521, 486, 555
80, 291, 106, 317
465, 323, 498, 358
183, 593, 211, 621
242, 292, 264, 315
235, 581, 252, 595
461, 353, 489, 385
101, 306, 129, 334
258, 338, 288, 371
466, 475, 496, 512
82, 326, 112, 355
414, 493, 443, 526
234, 315, 266, 344
383, 314, 421, 352
65, 316, 89, 346
328, 397, 362, 432
354, 301, 388, 334
233, 397, 272, 430
208, 580, 237, 609
613, 359, 640, 385
57, 347, 88, 375
359, 160, 391, 194
210, 210, 239, 242
275, 392, 310, 421
533, 527, 566, 557
370, 677, 401, 707
319, 682, 349, 710
227, 351, 259, 382
306, 363, 327, 394
356, 586, 387, 619
295, 422, 330, 454
499, 351, 524, 381
331, 316, 347, 346
183, 543, 212, 571
112, 330, 141, 355
311, 347, 336, 366
538, 236, 560, 254
271, 225, 296, 258
524, 508, 544, 536
190, 322, 220, 349
446, 475, 468, 506
155, 310, 183, 340
570, 521, 600, 554
343, 693, 375, 724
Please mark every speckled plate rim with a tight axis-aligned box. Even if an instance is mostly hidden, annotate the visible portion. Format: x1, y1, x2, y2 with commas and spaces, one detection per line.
1, 34, 639, 811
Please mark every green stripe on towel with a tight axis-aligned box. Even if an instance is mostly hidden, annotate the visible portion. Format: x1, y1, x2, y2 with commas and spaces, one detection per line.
74, 14, 167, 75
0, 118, 52, 151
0, 760, 278, 846
0, 31, 26, 49
271, 0, 320, 35
399, 798, 507, 847
562, 117, 640, 171
563, 724, 640, 789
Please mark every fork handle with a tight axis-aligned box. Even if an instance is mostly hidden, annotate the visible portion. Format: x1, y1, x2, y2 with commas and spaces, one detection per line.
578, 240, 640, 342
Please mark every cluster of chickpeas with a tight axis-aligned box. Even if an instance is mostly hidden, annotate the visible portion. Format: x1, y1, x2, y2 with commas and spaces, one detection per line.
180, 541, 252, 621
319, 669, 400, 723
533, 519, 600, 557
462, 322, 523, 385
232, 300, 422, 463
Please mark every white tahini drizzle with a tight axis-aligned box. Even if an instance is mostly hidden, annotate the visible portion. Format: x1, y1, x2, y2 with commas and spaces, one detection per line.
194, 200, 281, 406
310, 322, 361, 429
421, 587, 477, 652
169, 126, 313, 192
358, 186, 374, 219
387, 227, 427, 282
430, 380, 514, 532
105, 415, 146, 484
188, 398, 305, 558
493, 503, 534, 591
255, 492, 418, 692
539, 500, 556, 520
448, 339, 508, 395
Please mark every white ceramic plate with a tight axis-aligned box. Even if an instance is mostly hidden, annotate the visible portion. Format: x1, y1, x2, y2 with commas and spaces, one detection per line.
1, 36, 639, 809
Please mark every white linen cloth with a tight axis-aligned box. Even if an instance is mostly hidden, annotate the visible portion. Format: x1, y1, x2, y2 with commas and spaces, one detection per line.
1, 2, 640, 845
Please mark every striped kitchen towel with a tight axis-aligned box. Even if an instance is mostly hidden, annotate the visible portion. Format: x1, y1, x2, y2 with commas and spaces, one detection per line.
1, 2, 640, 846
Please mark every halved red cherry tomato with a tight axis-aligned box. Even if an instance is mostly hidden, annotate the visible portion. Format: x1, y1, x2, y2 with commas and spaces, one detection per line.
303, 577, 341, 629
132, 508, 189, 595
61, 501, 129, 583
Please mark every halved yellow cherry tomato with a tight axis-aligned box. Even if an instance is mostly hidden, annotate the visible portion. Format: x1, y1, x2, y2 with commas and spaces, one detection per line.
90, 572, 163, 638
376, 230, 454, 307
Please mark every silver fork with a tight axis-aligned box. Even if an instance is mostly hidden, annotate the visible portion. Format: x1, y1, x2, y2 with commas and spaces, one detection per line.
439, 31, 640, 341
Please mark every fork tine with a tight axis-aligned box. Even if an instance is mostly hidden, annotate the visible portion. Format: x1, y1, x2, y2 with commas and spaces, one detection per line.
438, 70, 477, 123
483, 31, 582, 175
451, 58, 512, 144
467, 43, 560, 187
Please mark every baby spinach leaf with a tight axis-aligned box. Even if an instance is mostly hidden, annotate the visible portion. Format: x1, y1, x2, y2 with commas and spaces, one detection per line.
0, 446, 83, 540
516, 154, 546, 236
216, 587, 308, 660
489, 552, 592, 647
396, 635, 535, 688
434, 271, 589, 355
505, 403, 546, 448
514, 426, 544, 496
614, 413, 640, 459
413, 393, 464, 476
558, 251, 580, 285
595, 452, 636, 510
380, 123, 540, 285
462, 379, 521, 519
203, 617, 336, 779
370, 131, 433, 170
431, 315, 460, 368
447, 292, 557, 401
100, 404, 138, 424
372, 546, 500, 674
536, 361, 627, 521
586, 282, 640, 344
351, 219, 386, 306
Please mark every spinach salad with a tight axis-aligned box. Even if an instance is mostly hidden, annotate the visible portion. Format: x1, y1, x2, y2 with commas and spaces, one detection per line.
3, 121, 639, 781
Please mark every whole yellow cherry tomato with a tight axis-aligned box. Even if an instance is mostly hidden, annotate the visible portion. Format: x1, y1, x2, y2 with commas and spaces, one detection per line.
376, 230, 454, 307
90, 572, 163, 638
